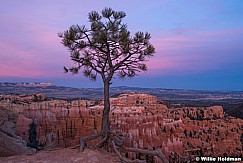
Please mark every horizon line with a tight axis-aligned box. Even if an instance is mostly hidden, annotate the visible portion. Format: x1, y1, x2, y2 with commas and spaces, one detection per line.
1, 81, 243, 92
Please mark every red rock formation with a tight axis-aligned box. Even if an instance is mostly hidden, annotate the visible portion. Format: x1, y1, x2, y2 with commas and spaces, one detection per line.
0, 93, 242, 162
0, 106, 35, 157
110, 93, 157, 106
16, 114, 32, 141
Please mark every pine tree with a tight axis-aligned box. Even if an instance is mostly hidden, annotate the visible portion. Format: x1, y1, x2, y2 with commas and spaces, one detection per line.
58, 8, 168, 163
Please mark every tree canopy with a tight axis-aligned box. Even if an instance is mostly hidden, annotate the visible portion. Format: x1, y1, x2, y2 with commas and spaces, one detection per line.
58, 7, 155, 83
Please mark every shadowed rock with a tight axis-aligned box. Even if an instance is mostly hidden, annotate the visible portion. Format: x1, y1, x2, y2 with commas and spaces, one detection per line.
0, 107, 35, 157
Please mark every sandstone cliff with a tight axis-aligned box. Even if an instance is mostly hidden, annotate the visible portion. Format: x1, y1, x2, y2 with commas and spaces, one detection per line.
0, 106, 35, 156
0, 93, 242, 162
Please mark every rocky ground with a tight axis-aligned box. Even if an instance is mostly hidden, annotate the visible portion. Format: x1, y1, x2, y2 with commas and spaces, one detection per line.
0, 148, 120, 163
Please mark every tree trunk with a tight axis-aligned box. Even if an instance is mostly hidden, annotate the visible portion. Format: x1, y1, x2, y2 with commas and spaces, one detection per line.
102, 80, 110, 131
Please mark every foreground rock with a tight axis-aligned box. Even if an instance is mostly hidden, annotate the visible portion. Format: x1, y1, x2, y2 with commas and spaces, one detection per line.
0, 148, 119, 163
0, 107, 35, 157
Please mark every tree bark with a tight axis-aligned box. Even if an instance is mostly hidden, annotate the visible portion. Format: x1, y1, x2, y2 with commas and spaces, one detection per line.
102, 80, 110, 131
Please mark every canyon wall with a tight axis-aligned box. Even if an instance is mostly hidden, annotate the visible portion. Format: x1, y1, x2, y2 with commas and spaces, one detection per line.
0, 93, 242, 161
0, 106, 35, 156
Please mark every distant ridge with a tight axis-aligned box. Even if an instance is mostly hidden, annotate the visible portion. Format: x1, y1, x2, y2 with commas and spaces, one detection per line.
1, 82, 243, 118
1, 82, 243, 100
0, 82, 55, 87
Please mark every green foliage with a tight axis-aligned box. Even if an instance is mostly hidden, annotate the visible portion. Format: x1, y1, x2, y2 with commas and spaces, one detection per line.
59, 7, 155, 82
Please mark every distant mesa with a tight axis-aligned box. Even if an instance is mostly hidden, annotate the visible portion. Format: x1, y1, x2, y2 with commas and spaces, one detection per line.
1, 82, 55, 87
1, 83, 243, 119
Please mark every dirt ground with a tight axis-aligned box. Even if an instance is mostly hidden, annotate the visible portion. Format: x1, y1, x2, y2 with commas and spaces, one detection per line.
0, 148, 120, 163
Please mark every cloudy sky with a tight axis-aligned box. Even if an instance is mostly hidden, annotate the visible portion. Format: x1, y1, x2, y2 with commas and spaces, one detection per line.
0, 0, 243, 90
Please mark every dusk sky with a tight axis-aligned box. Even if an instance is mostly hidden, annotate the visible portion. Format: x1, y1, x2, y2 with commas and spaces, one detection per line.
0, 0, 243, 90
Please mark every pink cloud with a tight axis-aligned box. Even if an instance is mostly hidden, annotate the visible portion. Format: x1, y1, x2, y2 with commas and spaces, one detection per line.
0, 63, 44, 77
146, 28, 243, 75
1, 7, 242, 80
0, 29, 65, 78
0, 40, 45, 77
151, 36, 202, 52
0, 11, 70, 78
196, 28, 243, 38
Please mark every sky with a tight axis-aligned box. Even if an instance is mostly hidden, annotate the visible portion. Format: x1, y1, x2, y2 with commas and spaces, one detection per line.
0, 0, 243, 91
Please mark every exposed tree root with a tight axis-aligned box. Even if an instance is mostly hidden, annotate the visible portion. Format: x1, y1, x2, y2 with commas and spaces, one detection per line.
68, 145, 80, 149
111, 140, 146, 163
120, 145, 169, 163
80, 130, 105, 152
94, 131, 108, 149
79, 130, 169, 163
